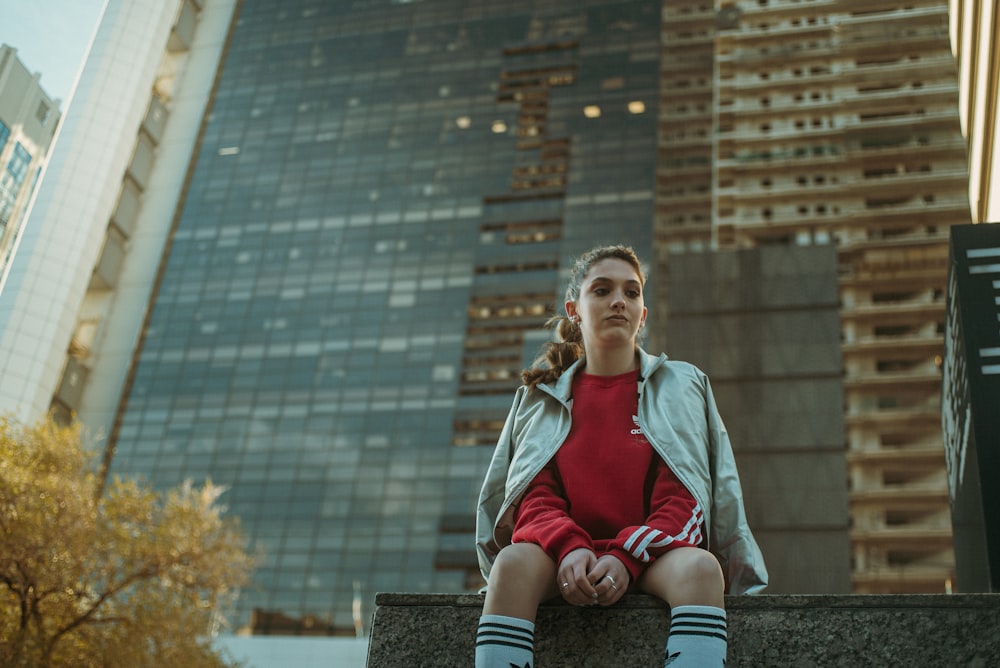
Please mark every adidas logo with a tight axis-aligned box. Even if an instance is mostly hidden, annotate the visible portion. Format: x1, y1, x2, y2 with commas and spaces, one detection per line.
631, 415, 643, 436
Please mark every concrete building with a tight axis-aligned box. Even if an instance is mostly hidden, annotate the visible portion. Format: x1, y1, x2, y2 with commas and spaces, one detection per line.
0, 0, 975, 650
663, 244, 850, 594
0, 0, 235, 432
654, 0, 969, 592
0, 45, 60, 283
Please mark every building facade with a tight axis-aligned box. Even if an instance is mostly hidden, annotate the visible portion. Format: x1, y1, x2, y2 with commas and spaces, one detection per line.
0, 0, 974, 636
654, 0, 970, 594
664, 243, 851, 594
950, 0, 1000, 223
0, 0, 235, 445
942, 223, 1000, 592
0, 45, 60, 283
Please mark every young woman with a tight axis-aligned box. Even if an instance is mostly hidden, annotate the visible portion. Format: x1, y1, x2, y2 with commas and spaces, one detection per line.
474, 245, 767, 668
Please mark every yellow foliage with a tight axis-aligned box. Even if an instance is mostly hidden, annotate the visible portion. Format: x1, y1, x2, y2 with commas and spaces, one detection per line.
0, 416, 255, 667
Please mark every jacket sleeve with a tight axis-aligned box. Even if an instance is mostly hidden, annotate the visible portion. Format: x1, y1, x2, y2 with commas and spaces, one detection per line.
602, 458, 704, 581
511, 463, 594, 566
703, 375, 769, 595
476, 388, 526, 581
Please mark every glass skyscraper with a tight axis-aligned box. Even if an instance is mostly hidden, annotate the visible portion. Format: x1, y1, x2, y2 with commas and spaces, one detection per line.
108, 0, 660, 631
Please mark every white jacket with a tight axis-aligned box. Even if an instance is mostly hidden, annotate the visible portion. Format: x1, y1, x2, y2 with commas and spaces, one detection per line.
476, 349, 768, 595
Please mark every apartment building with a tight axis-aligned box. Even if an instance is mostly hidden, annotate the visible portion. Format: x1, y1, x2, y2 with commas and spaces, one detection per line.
656, 0, 969, 592
0, 44, 60, 282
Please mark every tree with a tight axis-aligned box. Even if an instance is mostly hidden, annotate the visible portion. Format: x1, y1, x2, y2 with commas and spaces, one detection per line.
0, 416, 255, 667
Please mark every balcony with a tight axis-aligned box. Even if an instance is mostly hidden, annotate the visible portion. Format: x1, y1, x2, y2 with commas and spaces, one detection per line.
840, 299, 943, 321
851, 566, 954, 593
850, 525, 953, 547
842, 335, 944, 356
843, 369, 941, 389
844, 405, 939, 427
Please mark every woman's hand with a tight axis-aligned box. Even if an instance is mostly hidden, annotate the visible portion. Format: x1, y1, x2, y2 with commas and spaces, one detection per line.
589, 554, 629, 606
557, 548, 599, 605
557, 550, 630, 606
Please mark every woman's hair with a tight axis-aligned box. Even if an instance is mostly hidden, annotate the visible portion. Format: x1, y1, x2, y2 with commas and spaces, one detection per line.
521, 244, 647, 389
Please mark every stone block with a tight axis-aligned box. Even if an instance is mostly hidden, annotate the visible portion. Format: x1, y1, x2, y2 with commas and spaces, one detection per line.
367, 593, 1000, 667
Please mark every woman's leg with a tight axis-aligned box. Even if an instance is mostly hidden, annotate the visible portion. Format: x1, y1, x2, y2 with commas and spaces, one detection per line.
477, 543, 559, 668
483, 542, 560, 619
638, 547, 727, 667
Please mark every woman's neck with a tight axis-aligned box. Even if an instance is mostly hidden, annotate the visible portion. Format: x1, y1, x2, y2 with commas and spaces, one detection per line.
583, 346, 638, 376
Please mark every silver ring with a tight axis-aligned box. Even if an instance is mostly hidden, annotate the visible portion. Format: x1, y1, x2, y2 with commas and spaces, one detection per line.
605, 576, 616, 587
610, 584, 618, 592
561, 582, 570, 589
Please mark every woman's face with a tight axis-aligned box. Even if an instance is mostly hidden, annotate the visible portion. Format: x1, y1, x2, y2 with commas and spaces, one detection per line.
566, 257, 647, 351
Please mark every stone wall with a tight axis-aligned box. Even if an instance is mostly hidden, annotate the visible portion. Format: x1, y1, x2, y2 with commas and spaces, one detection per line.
367, 593, 1000, 667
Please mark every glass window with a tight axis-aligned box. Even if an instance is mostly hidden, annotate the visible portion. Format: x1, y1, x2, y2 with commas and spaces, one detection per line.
6, 143, 31, 185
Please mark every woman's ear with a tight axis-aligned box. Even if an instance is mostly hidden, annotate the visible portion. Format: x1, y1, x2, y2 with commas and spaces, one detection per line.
565, 301, 578, 320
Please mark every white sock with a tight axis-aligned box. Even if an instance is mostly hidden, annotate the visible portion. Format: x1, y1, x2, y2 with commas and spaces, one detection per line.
665, 605, 727, 667
475, 614, 534, 668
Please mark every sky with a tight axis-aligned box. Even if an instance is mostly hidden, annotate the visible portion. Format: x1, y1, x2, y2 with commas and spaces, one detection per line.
0, 0, 107, 105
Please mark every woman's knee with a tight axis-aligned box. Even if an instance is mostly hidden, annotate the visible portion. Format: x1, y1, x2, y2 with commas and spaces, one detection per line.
640, 547, 724, 606
677, 548, 724, 584
489, 542, 556, 587
484, 543, 557, 617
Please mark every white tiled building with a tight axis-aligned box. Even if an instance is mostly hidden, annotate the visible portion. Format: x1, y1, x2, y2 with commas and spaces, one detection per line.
0, 0, 236, 433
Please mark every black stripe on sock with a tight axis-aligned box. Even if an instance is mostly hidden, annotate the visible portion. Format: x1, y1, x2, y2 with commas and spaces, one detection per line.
670, 620, 727, 631
668, 628, 728, 642
479, 622, 534, 632
478, 622, 534, 636
478, 625, 533, 642
671, 612, 726, 623
670, 612, 726, 635
477, 629, 533, 643
476, 638, 534, 651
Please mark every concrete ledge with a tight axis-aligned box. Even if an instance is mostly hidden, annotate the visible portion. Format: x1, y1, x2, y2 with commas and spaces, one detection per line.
367, 593, 1000, 667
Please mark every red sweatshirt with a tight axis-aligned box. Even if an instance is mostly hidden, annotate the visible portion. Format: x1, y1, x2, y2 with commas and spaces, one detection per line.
511, 369, 703, 582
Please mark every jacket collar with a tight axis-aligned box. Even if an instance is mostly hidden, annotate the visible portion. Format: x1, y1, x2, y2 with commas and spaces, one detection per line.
537, 347, 669, 403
